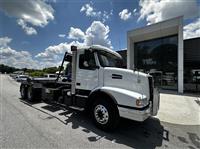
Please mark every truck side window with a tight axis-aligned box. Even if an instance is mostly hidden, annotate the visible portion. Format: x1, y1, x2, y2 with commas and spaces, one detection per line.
79, 54, 96, 70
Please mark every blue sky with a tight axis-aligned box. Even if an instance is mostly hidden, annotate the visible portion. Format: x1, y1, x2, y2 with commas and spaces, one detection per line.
0, 0, 200, 69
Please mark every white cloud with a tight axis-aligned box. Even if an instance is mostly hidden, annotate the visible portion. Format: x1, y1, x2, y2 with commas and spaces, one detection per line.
0, 36, 83, 69
67, 21, 111, 48
119, 9, 132, 21
68, 27, 85, 40
0, 0, 54, 35
80, 3, 112, 22
68, 21, 112, 48
17, 19, 37, 35
138, 0, 199, 25
0, 36, 61, 69
36, 21, 112, 63
0, 37, 12, 47
80, 3, 101, 18
44, 0, 57, 3
58, 34, 66, 38
35, 42, 73, 61
102, 10, 113, 22
0, 37, 40, 68
184, 18, 200, 39
84, 21, 112, 48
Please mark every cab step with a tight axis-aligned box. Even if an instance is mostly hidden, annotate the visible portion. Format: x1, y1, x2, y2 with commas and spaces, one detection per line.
69, 106, 84, 111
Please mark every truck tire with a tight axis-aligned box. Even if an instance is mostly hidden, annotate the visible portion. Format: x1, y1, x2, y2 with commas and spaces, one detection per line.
20, 85, 27, 99
91, 98, 120, 131
27, 86, 34, 102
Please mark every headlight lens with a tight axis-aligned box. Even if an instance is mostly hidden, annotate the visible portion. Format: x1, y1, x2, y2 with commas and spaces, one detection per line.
136, 99, 142, 106
136, 98, 148, 106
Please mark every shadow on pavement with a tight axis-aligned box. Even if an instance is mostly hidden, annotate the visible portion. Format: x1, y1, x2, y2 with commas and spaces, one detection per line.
20, 98, 200, 148
63, 112, 200, 149
20, 99, 166, 148
41, 105, 61, 112
62, 111, 166, 149
20, 98, 41, 105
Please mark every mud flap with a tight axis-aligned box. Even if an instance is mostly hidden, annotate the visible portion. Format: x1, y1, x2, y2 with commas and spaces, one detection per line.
152, 88, 160, 116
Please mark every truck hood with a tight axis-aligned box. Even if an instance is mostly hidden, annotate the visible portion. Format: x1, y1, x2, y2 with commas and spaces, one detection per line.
103, 67, 150, 98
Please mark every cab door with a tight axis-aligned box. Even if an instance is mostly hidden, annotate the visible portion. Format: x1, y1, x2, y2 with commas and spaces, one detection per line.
76, 50, 99, 91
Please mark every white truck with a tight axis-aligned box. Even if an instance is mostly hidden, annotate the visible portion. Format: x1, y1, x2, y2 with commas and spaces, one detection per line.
20, 45, 160, 130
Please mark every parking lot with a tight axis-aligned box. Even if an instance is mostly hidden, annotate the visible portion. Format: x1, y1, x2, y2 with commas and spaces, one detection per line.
0, 74, 199, 148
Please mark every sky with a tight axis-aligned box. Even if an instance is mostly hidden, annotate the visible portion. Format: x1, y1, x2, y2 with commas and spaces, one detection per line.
0, 0, 200, 69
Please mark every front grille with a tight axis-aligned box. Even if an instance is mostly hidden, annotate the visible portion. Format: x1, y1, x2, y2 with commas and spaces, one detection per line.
148, 76, 154, 102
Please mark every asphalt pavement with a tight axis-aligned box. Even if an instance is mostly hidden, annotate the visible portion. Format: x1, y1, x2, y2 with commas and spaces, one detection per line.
0, 74, 199, 149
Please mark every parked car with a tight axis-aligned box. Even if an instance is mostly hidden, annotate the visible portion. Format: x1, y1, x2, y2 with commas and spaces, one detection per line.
15, 75, 29, 82
44, 74, 57, 78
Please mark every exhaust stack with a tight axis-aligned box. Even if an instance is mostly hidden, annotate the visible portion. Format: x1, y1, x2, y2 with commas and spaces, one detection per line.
71, 46, 77, 96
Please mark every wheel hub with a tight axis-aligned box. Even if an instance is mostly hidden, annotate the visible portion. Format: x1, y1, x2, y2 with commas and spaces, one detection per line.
94, 104, 109, 124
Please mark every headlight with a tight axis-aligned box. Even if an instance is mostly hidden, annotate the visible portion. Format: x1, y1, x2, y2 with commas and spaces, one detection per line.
136, 99, 142, 106
136, 97, 148, 106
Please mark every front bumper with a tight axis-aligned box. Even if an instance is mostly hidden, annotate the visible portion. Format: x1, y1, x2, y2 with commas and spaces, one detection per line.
118, 88, 160, 122
118, 105, 151, 122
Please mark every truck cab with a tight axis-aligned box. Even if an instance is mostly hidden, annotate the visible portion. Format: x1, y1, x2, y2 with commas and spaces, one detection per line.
20, 45, 160, 130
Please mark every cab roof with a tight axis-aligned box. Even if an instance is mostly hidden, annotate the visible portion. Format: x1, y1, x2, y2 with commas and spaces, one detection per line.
76, 45, 122, 58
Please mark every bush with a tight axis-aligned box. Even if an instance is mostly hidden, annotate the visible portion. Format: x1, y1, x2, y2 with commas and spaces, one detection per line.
43, 67, 58, 74
29, 71, 44, 77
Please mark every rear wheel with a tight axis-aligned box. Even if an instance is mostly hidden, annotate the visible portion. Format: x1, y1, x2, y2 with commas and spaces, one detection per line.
91, 97, 120, 131
27, 87, 34, 102
20, 85, 27, 99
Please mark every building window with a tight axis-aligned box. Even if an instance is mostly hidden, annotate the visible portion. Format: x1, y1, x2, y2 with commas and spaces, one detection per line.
184, 38, 200, 93
134, 35, 178, 90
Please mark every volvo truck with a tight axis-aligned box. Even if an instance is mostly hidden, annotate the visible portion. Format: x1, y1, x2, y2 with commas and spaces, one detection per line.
20, 45, 160, 130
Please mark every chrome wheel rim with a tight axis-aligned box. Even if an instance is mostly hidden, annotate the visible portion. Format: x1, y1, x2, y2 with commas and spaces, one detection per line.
94, 104, 109, 124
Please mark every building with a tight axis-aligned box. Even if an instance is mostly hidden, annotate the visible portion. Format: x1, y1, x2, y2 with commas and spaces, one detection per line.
118, 17, 200, 93
184, 37, 200, 93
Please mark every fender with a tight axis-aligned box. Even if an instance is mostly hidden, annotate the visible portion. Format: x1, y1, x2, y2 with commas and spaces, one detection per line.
91, 86, 147, 108
89, 87, 117, 104
86, 87, 117, 111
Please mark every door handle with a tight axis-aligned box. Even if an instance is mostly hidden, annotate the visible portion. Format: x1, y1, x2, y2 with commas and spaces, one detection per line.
112, 74, 122, 79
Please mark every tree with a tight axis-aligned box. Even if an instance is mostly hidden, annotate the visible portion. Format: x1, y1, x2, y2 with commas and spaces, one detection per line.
43, 67, 58, 74
0, 64, 19, 73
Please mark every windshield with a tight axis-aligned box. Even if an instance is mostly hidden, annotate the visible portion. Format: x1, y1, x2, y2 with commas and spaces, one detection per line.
97, 51, 123, 68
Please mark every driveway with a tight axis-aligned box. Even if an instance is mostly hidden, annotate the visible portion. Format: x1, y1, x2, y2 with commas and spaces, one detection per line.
0, 74, 199, 149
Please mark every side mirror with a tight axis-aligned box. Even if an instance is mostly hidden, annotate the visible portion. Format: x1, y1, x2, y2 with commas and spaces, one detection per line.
64, 54, 72, 62
71, 45, 77, 51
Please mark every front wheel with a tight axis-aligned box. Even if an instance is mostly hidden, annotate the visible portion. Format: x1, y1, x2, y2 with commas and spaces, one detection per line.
91, 98, 120, 131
